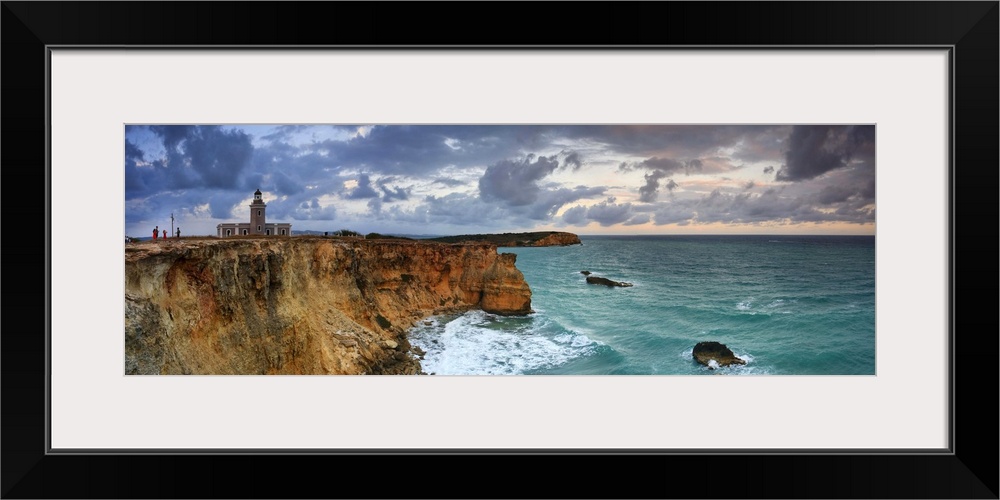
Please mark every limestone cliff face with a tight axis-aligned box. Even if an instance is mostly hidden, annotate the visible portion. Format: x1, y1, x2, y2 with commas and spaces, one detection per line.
124, 237, 532, 375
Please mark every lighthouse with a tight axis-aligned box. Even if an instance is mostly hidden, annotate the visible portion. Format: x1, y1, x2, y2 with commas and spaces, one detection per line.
216, 189, 292, 237
250, 188, 266, 234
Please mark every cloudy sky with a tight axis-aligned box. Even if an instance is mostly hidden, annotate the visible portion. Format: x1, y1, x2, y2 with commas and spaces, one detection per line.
124, 125, 875, 236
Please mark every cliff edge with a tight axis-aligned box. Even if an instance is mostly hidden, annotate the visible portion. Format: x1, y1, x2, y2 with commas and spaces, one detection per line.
125, 237, 531, 375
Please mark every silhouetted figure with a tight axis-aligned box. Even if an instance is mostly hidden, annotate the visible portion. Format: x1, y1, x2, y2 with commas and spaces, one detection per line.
176, 228, 181, 238
153, 226, 158, 241
162, 229, 167, 239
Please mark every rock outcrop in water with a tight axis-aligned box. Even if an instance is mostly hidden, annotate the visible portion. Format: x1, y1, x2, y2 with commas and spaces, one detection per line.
692, 341, 747, 369
125, 237, 532, 375
585, 276, 633, 287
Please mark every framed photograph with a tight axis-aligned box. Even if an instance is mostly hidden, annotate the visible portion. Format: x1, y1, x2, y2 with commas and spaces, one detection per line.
4, 2, 996, 498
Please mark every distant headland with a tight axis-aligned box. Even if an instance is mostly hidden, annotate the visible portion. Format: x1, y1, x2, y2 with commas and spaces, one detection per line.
426, 231, 581, 247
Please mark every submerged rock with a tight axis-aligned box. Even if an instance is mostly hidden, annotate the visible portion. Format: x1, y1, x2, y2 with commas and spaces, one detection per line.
586, 276, 633, 287
692, 341, 747, 369
580, 270, 591, 275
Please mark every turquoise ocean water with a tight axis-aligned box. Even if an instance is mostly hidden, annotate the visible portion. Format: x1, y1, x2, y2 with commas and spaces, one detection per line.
408, 235, 876, 375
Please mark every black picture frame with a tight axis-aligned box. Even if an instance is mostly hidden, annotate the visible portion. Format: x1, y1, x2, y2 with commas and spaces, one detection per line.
3, 2, 996, 498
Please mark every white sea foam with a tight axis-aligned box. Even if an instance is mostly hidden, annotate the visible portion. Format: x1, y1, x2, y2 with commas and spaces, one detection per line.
737, 298, 797, 315
682, 346, 767, 374
408, 310, 600, 375
722, 364, 772, 375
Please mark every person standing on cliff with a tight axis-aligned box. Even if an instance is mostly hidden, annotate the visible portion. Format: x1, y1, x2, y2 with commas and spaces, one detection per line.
153, 226, 158, 241
162, 229, 167, 239
176, 227, 181, 239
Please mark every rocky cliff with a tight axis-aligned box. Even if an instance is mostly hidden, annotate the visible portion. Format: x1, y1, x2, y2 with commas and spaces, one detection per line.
527, 232, 581, 247
125, 237, 532, 375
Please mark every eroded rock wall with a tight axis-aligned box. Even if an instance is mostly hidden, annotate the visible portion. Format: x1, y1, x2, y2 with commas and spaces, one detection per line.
124, 237, 531, 375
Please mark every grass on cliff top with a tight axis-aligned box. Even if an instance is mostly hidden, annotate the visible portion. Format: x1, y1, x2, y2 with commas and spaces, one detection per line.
126, 231, 579, 246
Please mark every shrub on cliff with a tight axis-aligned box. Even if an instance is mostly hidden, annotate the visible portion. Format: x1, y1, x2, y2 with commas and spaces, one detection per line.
332, 229, 362, 237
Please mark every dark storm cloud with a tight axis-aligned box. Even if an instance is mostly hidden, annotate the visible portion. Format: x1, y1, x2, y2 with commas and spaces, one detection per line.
631, 158, 693, 203
125, 126, 260, 229
244, 137, 347, 203
148, 125, 190, 150
561, 150, 583, 170
328, 125, 554, 176
652, 202, 697, 226
148, 125, 254, 189
813, 185, 855, 205
124, 139, 148, 192
208, 191, 248, 219
242, 172, 265, 193
621, 156, 716, 175
376, 178, 411, 202
125, 139, 145, 164
561, 205, 588, 225
858, 177, 876, 200
775, 125, 875, 182
621, 157, 680, 174
763, 166, 775, 174
211, 127, 754, 186
802, 162, 876, 206
272, 170, 303, 196
562, 125, 788, 160
478, 154, 562, 206
624, 156, 730, 203
258, 125, 327, 143
476, 153, 605, 221
344, 174, 380, 199
638, 170, 669, 203
525, 185, 606, 221
585, 197, 634, 227
728, 126, 794, 163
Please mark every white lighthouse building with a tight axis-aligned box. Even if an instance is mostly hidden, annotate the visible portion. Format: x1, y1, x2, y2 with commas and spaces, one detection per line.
216, 189, 292, 237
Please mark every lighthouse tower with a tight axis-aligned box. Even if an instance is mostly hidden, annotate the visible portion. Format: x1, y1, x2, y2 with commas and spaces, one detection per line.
250, 188, 266, 235
217, 189, 291, 237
